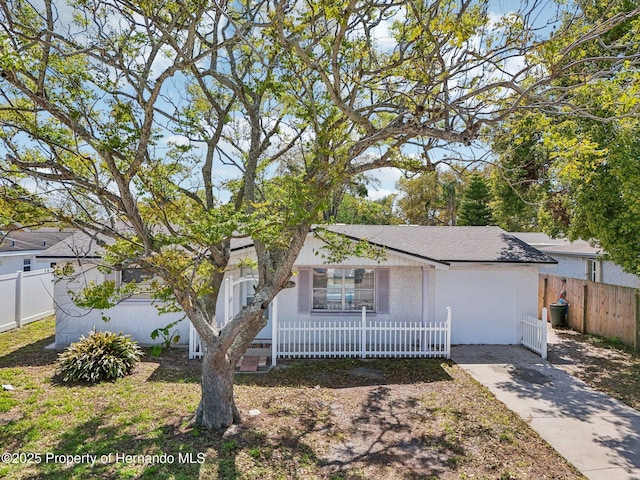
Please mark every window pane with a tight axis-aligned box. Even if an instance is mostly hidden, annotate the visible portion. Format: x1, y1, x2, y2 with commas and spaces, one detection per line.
351, 268, 375, 310
122, 268, 153, 284
313, 268, 343, 310
312, 268, 375, 311
312, 268, 328, 310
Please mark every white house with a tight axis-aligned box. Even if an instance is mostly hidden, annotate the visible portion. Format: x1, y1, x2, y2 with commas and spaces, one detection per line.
39, 225, 556, 352
0, 228, 74, 275
512, 232, 639, 289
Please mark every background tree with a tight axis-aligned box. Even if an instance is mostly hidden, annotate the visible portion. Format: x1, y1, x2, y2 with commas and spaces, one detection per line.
486, 0, 640, 274
396, 169, 464, 225
334, 193, 401, 225
457, 173, 493, 226
1, 0, 638, 430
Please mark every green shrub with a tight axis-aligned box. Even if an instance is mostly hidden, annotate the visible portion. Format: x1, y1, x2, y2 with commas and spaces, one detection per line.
57, 330, 143, 383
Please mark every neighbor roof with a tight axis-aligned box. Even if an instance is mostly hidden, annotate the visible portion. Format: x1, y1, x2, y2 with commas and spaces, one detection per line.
511, 232, 601, 257
0, 228, 74, 253
37, 230, 255, 259
324, 225, 557, 265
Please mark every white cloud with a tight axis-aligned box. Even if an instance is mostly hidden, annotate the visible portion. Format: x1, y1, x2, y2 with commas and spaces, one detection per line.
367, 167, 403, 199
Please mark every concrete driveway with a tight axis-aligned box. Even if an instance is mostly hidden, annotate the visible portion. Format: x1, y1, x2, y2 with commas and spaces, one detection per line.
451, 344, 640, 480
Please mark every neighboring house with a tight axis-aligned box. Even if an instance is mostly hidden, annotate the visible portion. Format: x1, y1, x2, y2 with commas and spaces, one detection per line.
0, 228, 75, 275
512, 233, 639, 289
39, 225, 556, 350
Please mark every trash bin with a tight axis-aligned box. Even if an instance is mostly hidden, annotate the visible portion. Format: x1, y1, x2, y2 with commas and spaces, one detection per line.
549, 303, 568, 327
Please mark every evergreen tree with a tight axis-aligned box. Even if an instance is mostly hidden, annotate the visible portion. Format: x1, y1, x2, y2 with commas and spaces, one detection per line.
457, 174, 493, 226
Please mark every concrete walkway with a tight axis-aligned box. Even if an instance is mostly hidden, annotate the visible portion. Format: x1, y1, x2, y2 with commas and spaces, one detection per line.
451, 344, 640, 480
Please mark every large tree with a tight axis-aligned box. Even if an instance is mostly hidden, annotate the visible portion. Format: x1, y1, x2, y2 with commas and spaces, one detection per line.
487, 0, 640, 274
1, 0, 638, 430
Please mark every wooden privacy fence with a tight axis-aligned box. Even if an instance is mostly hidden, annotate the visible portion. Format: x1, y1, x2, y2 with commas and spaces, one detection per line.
539, 274, 640, 351
0, 269, 55, 333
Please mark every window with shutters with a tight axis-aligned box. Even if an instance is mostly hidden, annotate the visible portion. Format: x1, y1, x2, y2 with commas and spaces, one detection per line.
312, 268, 375, 311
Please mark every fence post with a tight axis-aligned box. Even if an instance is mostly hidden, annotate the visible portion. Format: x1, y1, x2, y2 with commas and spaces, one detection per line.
360, 306, 366, 358
542, 277, 548, 318
272, 295, 279, 367
445, 307, 452, 359
541, 307, 548, 360
635, 291, 640, 353
582, 283, 588, 333
15, 270, 23, 328
224, 276, 231, 326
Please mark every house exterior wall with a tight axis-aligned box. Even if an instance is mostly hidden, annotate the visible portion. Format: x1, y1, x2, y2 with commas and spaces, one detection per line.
52, 235, 542, 348
54, 262, 188, 348
434, 265, 539, 344
539, 254, 639, 288
0, 252, 52, 275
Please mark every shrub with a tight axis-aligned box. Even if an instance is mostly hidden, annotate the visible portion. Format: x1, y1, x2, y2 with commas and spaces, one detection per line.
57, 330, 143, 383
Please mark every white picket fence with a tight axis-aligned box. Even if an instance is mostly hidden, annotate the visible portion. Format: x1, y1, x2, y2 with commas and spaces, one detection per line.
519, 307, 548, 359
0, 269, 55, 333
189, 306, 452, 363
272, 307, 451, 365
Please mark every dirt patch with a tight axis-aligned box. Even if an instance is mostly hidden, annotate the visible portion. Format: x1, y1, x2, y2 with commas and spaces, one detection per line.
235, 359, 583, 479
548, 327, 640, 412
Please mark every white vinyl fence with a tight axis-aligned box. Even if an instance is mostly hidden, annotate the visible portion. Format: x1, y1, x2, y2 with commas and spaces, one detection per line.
519, 307, 548, 359
0, 269, 55, 333
273, 307, 451, 365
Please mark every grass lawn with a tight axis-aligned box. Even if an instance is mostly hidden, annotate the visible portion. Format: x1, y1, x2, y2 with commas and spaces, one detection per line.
0, 318, 584, 479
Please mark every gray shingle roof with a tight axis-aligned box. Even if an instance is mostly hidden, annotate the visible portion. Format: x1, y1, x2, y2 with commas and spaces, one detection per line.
326, 225, 557, 264
511, 232, 601, 257
37, 230, 255, 259
0, 228, 74, 253
37, 225, 556, 265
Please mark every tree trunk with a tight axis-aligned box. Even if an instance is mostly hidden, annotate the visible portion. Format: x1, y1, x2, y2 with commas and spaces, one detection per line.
194, 347, 240, 430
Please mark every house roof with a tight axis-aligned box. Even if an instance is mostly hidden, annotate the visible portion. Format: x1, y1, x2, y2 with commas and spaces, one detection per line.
511, 232, 601, 258
38, 225, 556, 265
0, 228, 75, 254
324, 225, 557, 265
37, 230, 254, 259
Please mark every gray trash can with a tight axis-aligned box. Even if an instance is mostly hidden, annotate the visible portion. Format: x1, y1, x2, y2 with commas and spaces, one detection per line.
549, 303, 568, 327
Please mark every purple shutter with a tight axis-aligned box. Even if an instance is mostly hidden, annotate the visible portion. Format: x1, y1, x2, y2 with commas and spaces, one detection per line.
297, 268, 311, 313
377, 268, 390, 314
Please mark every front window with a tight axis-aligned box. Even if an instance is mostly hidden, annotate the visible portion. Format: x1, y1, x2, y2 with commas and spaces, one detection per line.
312, 268, 375, 311
120, 267, 158, 298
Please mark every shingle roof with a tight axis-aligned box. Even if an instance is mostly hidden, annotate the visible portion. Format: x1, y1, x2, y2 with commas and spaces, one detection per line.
511, 232, 601, 257
0, 228, 75, 253
37, 225, 556, 265
37, 230, 255, 259
325, 225, 557, 264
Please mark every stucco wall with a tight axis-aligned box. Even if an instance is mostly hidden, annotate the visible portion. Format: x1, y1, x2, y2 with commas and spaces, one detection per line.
434, 265, 539, 344
54, 262, 188, 348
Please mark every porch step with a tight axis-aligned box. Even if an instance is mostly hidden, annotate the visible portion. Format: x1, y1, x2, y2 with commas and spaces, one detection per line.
236, 355, 271, 373
244, 347, 272, 357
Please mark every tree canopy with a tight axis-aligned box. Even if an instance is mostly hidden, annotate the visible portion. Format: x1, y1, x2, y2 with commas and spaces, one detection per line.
1, 0, 639, 429
487, 0, 640, 274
